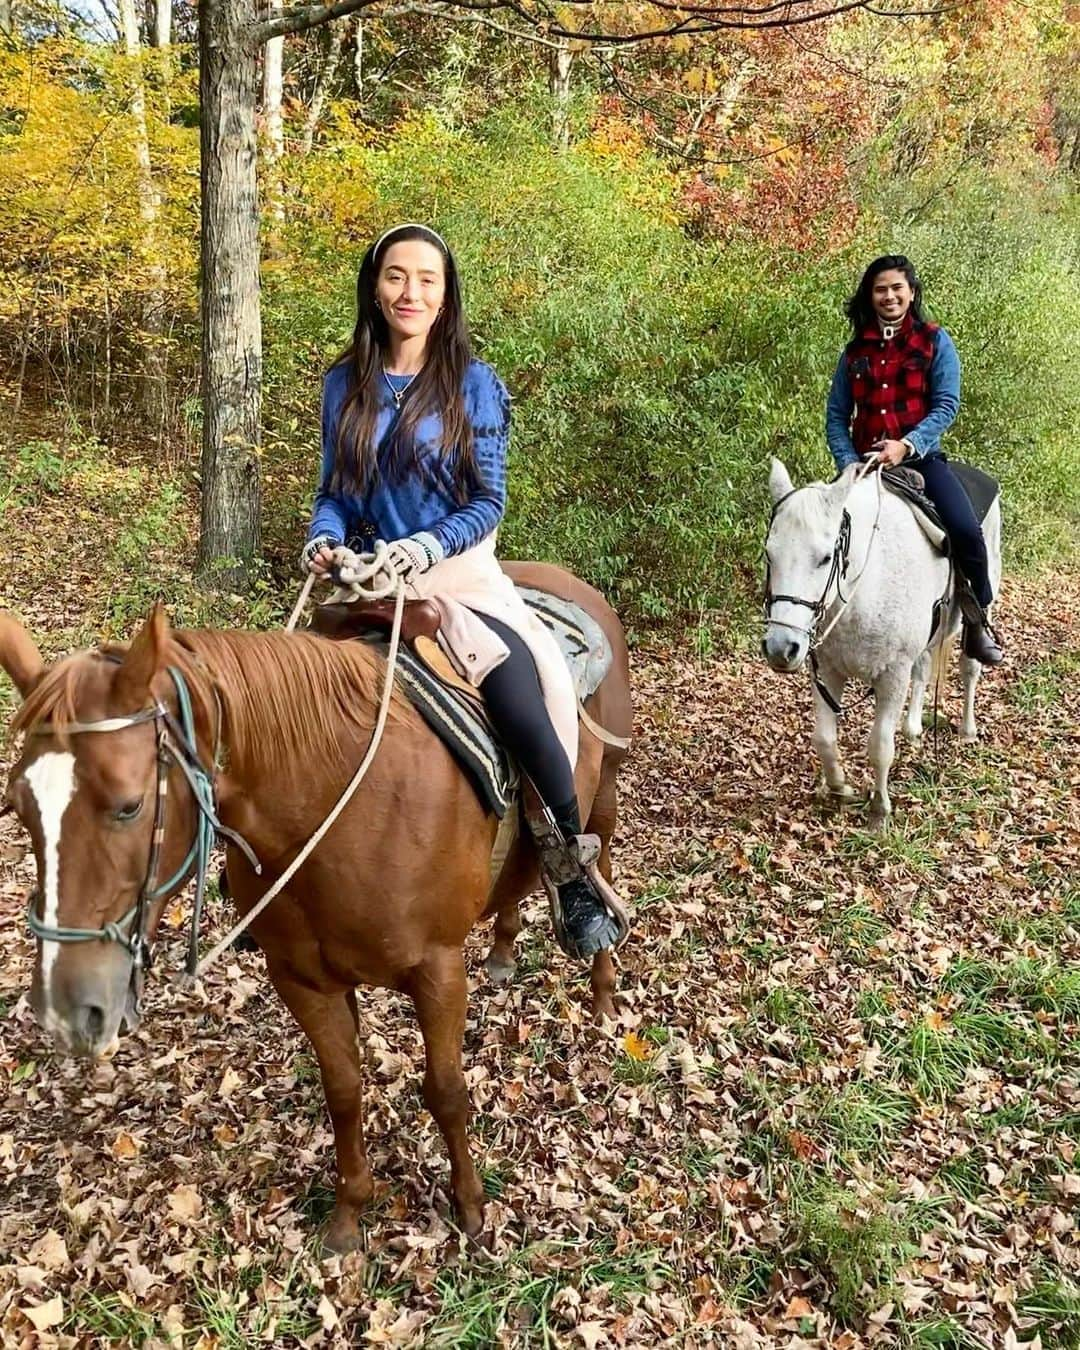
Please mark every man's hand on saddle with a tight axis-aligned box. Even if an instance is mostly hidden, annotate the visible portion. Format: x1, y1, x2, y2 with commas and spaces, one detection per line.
870, 438, 909, 468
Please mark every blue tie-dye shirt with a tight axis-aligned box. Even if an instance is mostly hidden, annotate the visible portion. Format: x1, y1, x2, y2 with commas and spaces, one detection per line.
307, 358, 510, 557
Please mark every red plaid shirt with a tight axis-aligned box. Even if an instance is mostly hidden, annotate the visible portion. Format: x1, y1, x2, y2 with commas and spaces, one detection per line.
845, 313, 939, 456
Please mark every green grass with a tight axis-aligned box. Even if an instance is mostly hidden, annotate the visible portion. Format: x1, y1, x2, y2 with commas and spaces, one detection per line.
1017, 1274, 1080, 1348
837, 825, 939, 875
426, 1241, 672, 1348
785, 1174, 942, 1324
813, 1082, 914, 1160
995, 890, 1080, 947
1009, 650, 1080, 714
820, 902, 892, 955
65, 1293, 158, 1344
188, 1256, 324, 1346
940, 956, 1080, 1019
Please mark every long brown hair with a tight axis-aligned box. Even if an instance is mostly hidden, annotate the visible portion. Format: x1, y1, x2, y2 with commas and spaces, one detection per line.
329, 225, 480, 502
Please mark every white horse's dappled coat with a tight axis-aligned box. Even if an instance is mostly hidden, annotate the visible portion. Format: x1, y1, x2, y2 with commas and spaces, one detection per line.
763, 458, 1002, 827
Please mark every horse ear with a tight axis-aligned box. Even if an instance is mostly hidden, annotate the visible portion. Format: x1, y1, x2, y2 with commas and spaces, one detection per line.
769, 458, 794, 503
0, 612, 45, 699
114, 603, 170, 708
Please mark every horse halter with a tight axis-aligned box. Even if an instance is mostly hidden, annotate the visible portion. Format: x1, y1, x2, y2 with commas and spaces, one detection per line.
24, 665, 259, 988
763, 488, 853, 643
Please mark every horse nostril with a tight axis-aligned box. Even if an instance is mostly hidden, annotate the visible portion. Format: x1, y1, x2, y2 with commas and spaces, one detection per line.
760, 638, 768, 657
74, 1004, 106, 1044
785, 641, 799, 664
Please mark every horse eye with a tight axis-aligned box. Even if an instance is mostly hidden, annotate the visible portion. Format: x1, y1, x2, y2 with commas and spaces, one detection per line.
819, 554, 833, 567
113, 799, 143, 823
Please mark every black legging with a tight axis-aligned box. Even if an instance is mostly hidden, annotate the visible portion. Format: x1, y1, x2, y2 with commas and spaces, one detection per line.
474, 613, 582, 840
920, 456, 993, 608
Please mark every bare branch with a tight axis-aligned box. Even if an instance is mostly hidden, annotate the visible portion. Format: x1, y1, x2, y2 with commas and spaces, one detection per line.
250, 0, 954, 50
252, 0, 383, 44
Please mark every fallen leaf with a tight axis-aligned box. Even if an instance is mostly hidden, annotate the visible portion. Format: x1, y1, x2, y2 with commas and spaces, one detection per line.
24, 1295, 63, 1331
168, 1184, 203, 1224
26, 1230, 68, 1272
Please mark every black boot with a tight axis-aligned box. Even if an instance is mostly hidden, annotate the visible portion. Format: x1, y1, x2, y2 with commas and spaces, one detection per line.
534, 827, 627, 962
962, 617, 1004, 666
554, 871, 624, 961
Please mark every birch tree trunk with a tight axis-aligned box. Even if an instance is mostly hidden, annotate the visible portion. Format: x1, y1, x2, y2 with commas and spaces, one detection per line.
153, 0, 170, 47
262, 0, 286, 224
117, 0, 168, 435
550, 39, 573, 150
197, 0, 263, 580
300, 18, 345, 153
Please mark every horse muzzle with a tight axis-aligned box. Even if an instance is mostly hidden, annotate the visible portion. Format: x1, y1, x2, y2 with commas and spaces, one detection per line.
761, 630, 809, 673
32, 947, 135, 1060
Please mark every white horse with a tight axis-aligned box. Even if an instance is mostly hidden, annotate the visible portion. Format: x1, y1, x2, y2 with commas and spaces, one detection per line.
761, 457, 1002, 829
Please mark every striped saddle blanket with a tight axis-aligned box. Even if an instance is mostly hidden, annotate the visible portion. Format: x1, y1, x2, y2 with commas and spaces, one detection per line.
359, 586, 614, 818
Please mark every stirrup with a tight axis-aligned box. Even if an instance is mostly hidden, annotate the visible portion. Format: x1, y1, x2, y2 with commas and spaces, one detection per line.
535, 829, 631, 954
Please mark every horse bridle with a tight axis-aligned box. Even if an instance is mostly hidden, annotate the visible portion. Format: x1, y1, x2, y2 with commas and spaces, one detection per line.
763, 488, 853, 643
24, 665, 259, 989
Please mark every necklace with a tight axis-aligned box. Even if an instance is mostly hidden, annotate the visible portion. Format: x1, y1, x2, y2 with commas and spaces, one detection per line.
382, 366, 418, 410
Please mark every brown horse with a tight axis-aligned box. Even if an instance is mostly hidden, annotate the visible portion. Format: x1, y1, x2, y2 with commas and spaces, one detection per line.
0, 562, 630, 1250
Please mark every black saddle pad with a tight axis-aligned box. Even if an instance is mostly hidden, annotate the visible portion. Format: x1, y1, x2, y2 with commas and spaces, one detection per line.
883, 460, 999, 531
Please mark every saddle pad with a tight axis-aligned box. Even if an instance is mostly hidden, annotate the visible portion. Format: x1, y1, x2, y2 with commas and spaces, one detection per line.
883, 461, 999, 552
360, 588, 616, 819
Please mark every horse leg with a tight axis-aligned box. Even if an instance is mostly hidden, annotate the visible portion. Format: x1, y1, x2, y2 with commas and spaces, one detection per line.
485, 899, 522, 985
904, 648, 931, 742
959, 650, 981, 741
270, 974, 373, 1254
811, 668, 856, 803
408, 946, 486, 1236
867, 670, 908, 831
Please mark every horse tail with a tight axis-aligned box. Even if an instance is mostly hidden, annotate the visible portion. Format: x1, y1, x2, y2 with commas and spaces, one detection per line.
930, 626, 955, 706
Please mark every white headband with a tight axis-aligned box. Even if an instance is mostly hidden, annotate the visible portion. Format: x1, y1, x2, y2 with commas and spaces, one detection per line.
372, 222, 449, 257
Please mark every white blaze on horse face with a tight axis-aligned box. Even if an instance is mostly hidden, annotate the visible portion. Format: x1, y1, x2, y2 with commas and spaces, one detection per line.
24, 751, 77, 1017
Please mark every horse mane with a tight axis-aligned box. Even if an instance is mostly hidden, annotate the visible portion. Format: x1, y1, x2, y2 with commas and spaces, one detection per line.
173, 630, 416, 774
11, 648, 126, 746
11, 631, 417, 773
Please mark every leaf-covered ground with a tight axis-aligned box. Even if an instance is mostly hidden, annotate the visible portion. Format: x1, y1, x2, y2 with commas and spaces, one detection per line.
1, 439, 1078, 1348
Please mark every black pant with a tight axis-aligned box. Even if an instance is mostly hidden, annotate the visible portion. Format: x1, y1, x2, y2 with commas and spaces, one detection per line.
920, 456, 993, 608
475, 614, 581, 839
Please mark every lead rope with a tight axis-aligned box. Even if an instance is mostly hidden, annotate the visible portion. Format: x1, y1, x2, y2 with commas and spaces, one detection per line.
192, 545, 403, 980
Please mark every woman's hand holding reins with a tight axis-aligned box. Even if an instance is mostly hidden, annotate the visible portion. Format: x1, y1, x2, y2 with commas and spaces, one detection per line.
870, 438, 908, 468
385, 532, 445, 584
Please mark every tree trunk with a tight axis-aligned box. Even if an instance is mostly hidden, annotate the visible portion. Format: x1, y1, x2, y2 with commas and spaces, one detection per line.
549, 39, 573, 150
262, 0, 286, 224
197, 0, 263, 581
118, 0, 169, 435
354, 17, 363, 100
300, 18, 345, 154
153, 0, 170, 47
0, 1, 13, 38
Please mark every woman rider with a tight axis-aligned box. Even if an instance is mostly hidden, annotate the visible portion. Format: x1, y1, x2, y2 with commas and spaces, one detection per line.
302, 223, 624, 961
825, 255, 1003, 665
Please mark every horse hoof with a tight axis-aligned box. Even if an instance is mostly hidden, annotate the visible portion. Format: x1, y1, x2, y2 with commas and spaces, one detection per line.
592, 994, 616, 1024
868, 809, 891, 834
484, 954, 516, 985
960, 730, 979, 744
457, 1201, 486, 1240
322, 1212, 363, 1256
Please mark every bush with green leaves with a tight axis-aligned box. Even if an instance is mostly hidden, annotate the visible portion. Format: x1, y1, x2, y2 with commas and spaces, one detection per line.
259, 108, 1079, 626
